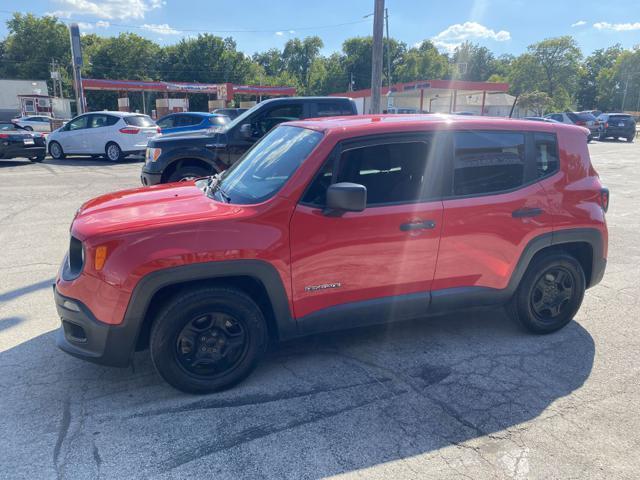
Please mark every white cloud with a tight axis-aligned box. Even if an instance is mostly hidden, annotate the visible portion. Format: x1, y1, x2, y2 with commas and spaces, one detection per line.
288, 30, 295, 34
96, 20, 110, 28
571, 20, 587, 27
141, 23, 180, 35
77, 21, 94, 30
275, 31, 284, 36
50, 0, 164, 20
594, 21, 640, 31
431, 21, 511, 53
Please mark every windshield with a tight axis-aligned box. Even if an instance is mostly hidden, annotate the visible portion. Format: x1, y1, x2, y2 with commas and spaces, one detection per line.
208, 125, 322, 205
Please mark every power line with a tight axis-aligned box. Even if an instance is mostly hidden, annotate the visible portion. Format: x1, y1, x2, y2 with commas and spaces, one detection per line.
0, 10, 372, 35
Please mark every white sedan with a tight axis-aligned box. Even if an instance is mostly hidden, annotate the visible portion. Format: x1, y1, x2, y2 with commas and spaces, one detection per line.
47, 111, 159, 161
12, 115, 54, 132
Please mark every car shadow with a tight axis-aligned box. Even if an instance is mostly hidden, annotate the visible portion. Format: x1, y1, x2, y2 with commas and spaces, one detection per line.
0, 156, 144, 168
0, 308, 595, 478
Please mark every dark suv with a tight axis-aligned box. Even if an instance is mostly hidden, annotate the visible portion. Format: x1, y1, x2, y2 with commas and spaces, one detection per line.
596, 113, 636, 142
141, 97, 357, 184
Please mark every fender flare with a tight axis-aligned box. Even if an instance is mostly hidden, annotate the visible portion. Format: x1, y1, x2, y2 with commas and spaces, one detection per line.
124, 259, 297, 354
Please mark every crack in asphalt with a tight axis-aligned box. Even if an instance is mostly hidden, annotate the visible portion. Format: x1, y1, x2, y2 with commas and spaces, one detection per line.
53, 398, 71, 479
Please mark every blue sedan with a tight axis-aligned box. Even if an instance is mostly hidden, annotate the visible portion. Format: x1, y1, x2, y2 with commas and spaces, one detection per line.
156, 112, 228, 135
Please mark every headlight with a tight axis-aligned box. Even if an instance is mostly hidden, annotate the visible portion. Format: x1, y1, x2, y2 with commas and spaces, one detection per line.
146, 147, 161, 162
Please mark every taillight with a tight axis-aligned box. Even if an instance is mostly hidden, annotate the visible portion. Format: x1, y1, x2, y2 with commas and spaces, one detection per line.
0, 133, 9, 139
576, 120, 586, 126
604, 122, 609, 129
156, 126, 161, 133
119, 127, 140, 134
600, 187, 610, 213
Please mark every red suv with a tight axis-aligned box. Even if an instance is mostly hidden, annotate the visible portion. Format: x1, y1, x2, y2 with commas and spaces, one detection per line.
54, 115, 609, 393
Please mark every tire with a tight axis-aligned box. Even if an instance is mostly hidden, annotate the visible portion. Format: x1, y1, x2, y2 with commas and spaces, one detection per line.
587, 134, 593, 143
105, 142, 124, 162
508, 252, 586, 334
168, 165, 210, 183
627, 136, 634, 143
29, 154, 45, 163
49, 141, 65, 160
150, 286, 268, 394
598, 132, 606, 141
23, 126, 33, 131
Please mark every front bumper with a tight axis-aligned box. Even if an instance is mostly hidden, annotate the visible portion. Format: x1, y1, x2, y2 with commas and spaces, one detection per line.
54, 286, 136, 367
140, 167, 162, 186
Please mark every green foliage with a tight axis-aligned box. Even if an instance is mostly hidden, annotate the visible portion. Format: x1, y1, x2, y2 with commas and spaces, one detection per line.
0, 14, 636, 113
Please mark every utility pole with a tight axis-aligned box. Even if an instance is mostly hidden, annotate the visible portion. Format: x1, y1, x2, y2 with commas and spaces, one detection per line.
385, 7, 391, 89
50, 59, 57, 98
370, 0, 385, 114
622, 75, 630, 112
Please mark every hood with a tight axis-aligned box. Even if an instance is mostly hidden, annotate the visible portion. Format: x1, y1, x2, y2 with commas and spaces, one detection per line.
148, 130, 226, 147
72, 182, 246, 239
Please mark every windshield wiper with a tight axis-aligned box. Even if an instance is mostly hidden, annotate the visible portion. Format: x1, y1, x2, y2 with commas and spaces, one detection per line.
216, 187, 231, 203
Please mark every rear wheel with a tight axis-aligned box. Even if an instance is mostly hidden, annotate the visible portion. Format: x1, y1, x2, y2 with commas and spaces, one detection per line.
627, 135, 634, 143
168, 165, 210, 183
23, 126, 33, 131
29, 154, 45, 163
105, 142, 124, 162
598, 132, 607, 141
150, 287, 268, 394
508, 252, 585, 334
49, 141, 65, 160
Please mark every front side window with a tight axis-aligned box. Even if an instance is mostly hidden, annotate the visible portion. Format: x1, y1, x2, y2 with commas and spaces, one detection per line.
316, 102, 350, 117
303, 139, 432, 207
452, 132, 525, 196
210, 126, 322, 205
157, 116, 174, 129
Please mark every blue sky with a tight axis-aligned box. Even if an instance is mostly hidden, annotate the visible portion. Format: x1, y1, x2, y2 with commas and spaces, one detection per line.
1, 0, 638, 56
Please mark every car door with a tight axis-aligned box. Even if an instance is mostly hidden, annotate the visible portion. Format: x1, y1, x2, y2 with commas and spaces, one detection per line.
431, 130, 555, 308
289, 133, 445, 331
156, 114, 175, 134
85, 113, 119, 154
58, 115, 89, 153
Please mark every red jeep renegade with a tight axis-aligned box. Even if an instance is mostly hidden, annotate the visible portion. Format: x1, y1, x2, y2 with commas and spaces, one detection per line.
54, 115, 608, 393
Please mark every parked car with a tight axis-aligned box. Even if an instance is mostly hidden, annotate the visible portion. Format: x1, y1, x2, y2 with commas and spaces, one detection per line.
141, 96, 358, 184
212, 108, 247, 120
544, 112, 599, 140
0, 121, 46, 162
55, 115, 608, 393
581, 110, 603, 119
47, 111, 159, 161
12, 115, 54, 132
156, 112, 228, 135
596, 113, 636, 142
523, 116, 561, 123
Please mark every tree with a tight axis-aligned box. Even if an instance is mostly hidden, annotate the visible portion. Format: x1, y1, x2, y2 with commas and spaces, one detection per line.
0, 13, 71, 95
395, 40, 449, 83
576, 45, 624, 110
596, 47, 640, 112
517, 91, 552, 116
452, 42, 495, 81
282, 36, 324, 94
527, 36, 582, 100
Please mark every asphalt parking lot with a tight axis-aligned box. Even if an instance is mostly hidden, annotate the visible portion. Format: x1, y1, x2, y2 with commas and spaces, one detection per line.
1, 141, 639, 480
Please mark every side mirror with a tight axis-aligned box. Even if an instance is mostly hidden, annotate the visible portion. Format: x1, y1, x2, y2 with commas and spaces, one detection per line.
324, 182, 367, 216
239, 123, 253, 139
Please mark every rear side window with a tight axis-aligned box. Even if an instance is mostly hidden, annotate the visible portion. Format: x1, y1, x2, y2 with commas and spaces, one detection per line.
452, 132, 525, 196
316, 102, 354, 117
124, 115, 155, 127
534, 133, 559, 178
209, 116, 229, 126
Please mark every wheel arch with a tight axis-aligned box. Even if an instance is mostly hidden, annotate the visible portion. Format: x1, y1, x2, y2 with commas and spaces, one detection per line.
127, 260, 297, 355
161, 156, 221, 183
509, 228, 605, 296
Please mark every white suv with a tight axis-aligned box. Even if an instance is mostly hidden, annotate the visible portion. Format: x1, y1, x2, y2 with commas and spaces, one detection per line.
47, 111, 159, 161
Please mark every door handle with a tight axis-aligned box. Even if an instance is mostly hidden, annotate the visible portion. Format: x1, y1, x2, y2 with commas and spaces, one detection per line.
400, 220, 436, 231
512, 207, 544, 218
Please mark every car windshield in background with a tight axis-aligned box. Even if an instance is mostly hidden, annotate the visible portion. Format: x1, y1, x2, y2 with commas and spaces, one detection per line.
570, 112, 596, 122
209, 116, 229, 126
210, 126, 322, 204
124, 115, 155, 127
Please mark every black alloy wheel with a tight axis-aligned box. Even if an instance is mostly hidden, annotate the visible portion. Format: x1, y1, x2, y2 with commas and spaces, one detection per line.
175, 312, 248, 378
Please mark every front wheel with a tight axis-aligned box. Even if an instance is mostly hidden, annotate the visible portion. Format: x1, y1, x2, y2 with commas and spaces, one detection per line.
49, 141, 65, 160
508, 252, 585, 334
150, 287, 268, 394
168, 165, 210, 183
23, 126, 33, 131
105, 142, 124, 162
